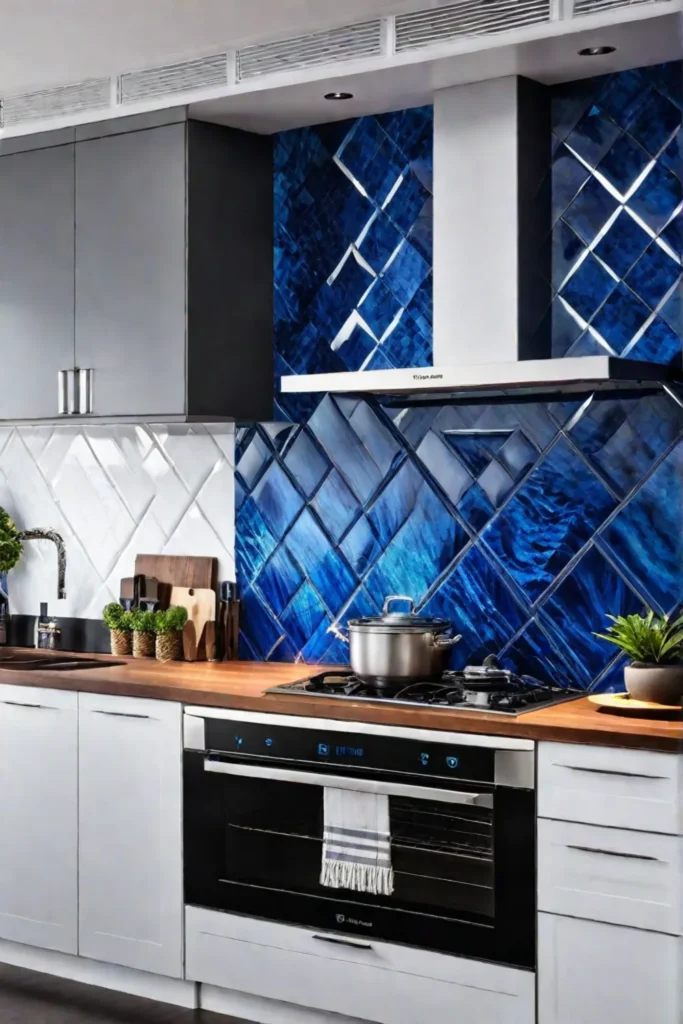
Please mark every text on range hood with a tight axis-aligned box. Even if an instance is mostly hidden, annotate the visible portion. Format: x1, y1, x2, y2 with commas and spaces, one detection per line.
281, 77, 681, 400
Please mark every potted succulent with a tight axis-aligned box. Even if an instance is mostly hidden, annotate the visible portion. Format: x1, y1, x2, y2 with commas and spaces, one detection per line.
129, 608, 157, 659
154, 606, 188, 663
595, 611, 683, 705
102, 602, 134, 656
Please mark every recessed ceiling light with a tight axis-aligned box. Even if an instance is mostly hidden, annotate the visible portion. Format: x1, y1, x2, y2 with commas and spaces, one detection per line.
325, 91, 353, 100
578, 45, 616, 56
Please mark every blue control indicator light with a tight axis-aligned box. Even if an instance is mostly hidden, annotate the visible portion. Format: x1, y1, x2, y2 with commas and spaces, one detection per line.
420, 752, 430, 766
446, 756, 459, 769
235, 736, 244, 747
336, 745, 364, 758
318, 743, 330, 756
265, 738, 273, 748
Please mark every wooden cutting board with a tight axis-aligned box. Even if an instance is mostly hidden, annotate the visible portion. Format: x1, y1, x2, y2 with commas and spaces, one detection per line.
134, 555, 217, 593
170, 586, 217, 662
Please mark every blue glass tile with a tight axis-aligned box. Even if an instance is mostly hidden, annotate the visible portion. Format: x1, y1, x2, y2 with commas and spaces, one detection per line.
552, 144, 591, 222
348, 401, 403, 475
478, 460, 515, 508
279, 582, 328, 653
285, 509, 356, 615
625, 242, 681, 311
563, 176, 619, 245
236, 430, 272, 491
552, 79, 597, 142
597, 134, 651, 194
593, 210, 650, 278
251, 461, 305, 538
627, 317, 682, 365
659, 284, 682, 336
590, 656, 628, 694
483, 436, 617, 602
405, 273, 433, 339
600, 439, 683, 612
309, 395, 384, 503
387, 405, 439, 448
365, 347, 393, 370
337, 117, 406, 205
312, 469, 358, 543
336, 324, 377, 371
379, 310, 432, 369
566, 329, 613, 357
552, 220, 586, 289
314, 118, 356, 158
591, 283, 651, 353
567, 396, 630, 457
240, 588, 284, 660
331, 249, 376, 310
340, 517, 383, 577
499, 619, 582, 689
559, 253, 618, 323
235, 476, 246, 511
629, 91, 681, 158
367, 459, 424, 547
386, 170, 431, 236
263, 423, 298, 455
359, 211, 404, 274
629, 161, 683, 233
497, 430, 538, 481
661, 214, 682, 268
597, 70, 649, 130
376, 106, 433, 171
566, 108, 622, 168
416, 430, 473, 506
301, 612, 337, 664
661, 131, 683, 182
549, 296, 584, 357
421, 545, 527, 670
381, 239, 431, 308
254, 548, 303, 618
441, 430, 509, 477
367, 485, 468, 606
358, 280, 402, 340
236, 498, 278, 586
515, 404, 560, 452
543, 546, 644, 686
456, 484, 496, 532
407, 196, 433, 261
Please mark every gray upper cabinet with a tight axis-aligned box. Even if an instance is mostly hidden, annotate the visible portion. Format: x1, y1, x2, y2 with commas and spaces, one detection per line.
0, 144, 75, 421
75, 124, 187, 418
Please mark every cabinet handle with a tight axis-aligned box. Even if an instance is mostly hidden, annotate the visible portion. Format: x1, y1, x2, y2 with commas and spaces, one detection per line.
0, 700, 54, 709
313, 934, 373, 950
92, 710, 151, 719
557, 764, 667, 780
566, 844, 660, 862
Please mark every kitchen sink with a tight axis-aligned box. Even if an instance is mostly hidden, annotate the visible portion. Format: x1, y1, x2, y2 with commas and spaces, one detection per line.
0, 653, 124, 671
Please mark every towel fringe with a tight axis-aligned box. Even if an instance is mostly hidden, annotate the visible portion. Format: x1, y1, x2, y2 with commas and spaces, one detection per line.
320, 859, 394, 896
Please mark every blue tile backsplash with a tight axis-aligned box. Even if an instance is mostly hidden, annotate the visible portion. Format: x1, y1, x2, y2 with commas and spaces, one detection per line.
236, 62, 683, 691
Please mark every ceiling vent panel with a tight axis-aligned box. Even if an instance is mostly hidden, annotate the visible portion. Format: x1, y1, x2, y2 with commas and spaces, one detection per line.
395, 0, 551, 50
572, 0, 656, 15
236, 20, 382, 81
119, 53, 228, 104
0, 77, 111, 128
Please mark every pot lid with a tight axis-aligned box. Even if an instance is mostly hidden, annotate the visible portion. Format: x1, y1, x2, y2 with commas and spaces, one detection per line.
348, 595, 451, 633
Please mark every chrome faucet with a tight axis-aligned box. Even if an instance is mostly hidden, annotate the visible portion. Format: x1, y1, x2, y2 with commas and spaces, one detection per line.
19, 529, 67, 600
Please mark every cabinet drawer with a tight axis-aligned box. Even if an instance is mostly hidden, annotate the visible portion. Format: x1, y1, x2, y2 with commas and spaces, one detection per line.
538, 818, 682, 934
538, 742, 681, 834
185, 907, 534, 1024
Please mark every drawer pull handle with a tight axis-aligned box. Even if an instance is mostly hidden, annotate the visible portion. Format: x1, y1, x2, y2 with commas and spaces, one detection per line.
0, 700, 53, 709
92, 710, 151, 719
558, 765, 667, 780
313, 934, 373, 950
567, 844, 660, 862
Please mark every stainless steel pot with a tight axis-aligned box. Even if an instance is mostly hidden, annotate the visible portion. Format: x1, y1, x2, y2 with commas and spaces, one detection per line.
346, 595, 461, 688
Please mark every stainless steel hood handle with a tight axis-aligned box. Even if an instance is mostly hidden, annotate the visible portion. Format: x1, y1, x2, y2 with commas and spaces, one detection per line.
204, 759, 493, 808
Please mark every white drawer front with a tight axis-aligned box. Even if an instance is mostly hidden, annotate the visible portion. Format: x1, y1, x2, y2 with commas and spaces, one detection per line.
185, 907, 535, 1024
538, 818, 682, 934
538, 742, 681, 834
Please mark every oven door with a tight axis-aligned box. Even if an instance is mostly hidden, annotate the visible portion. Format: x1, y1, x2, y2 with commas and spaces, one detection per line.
184, 752, 534, 968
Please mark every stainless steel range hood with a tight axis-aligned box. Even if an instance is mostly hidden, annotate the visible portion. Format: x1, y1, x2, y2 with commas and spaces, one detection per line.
281, 76, 680, 401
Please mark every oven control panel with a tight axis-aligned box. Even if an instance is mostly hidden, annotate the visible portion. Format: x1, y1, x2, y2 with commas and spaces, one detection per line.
201, 719, 496, 784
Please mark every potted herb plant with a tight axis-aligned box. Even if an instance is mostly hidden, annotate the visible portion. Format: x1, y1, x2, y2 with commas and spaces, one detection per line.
130, 608, 157, 659
0, 509, 22, 645
595, 611, 683, 705
154, 606, 188, 663
102, 602, 134, 656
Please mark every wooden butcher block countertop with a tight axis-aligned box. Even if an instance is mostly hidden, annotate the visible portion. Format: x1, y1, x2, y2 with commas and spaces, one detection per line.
0, 650, 680, 752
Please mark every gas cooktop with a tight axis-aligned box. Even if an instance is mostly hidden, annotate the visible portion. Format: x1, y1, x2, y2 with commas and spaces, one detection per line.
267, 667, 583, 715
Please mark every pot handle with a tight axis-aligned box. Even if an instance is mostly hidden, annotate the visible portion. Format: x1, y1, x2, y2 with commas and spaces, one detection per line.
430, 633, 463, 649
382, 595, 415, 615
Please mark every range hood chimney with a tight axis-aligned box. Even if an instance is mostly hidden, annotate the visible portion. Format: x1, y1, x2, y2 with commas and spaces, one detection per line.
282, 76, 681, 401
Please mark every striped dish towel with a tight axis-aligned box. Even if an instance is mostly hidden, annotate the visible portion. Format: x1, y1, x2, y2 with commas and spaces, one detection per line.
320, 786, 394, 896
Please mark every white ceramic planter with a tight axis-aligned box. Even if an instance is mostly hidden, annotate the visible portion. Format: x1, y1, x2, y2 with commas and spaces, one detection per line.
624, 663, 683, 705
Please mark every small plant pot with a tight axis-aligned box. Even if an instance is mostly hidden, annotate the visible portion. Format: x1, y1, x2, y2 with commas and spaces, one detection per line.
110, 629, 132, 657
625, 662, 683, 705
156, 632, 182, 663
132, 630, 155, 659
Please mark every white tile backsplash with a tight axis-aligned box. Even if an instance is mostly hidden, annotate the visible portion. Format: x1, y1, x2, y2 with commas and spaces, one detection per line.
0, 423, 235, 618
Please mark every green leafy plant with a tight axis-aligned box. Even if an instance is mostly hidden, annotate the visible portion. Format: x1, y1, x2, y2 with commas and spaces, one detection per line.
594, 611, 683, 665
0, 508, 22, 574
155, 606, 188, 634
103, 602, 124, 630
129, 608, 157, 634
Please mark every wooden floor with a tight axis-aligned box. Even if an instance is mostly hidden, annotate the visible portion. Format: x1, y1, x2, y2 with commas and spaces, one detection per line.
0, 963, 248, 1023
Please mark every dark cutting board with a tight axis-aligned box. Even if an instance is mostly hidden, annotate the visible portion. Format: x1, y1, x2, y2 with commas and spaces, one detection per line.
134, 555, 217, 597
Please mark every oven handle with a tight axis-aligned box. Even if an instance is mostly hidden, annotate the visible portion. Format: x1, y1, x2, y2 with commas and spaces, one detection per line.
203, 759, 493, 808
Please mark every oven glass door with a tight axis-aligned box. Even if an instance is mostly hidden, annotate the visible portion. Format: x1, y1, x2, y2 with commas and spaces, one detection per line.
184, 753, 534, 968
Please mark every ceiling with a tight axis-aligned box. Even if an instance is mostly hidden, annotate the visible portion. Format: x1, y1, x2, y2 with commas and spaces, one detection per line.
0, 0, 421, 96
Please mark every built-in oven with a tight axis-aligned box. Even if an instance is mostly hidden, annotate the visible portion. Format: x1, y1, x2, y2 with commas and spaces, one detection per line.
183, 708, 535, 970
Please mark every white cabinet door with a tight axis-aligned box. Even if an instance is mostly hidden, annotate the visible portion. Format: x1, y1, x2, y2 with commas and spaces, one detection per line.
538, 913, 681, 1024
78, 694, 182, 978
0, 684, 77, 953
